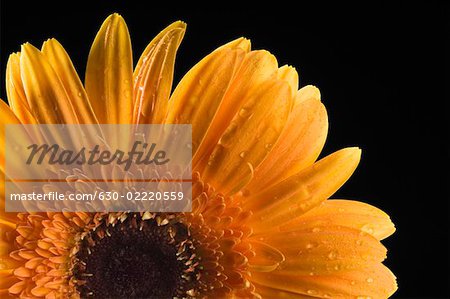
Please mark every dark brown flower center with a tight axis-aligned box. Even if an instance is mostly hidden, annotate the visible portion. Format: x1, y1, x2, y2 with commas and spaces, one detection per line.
72, 213, 199, 299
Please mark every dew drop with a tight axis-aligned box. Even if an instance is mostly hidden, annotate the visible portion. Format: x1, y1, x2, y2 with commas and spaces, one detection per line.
350, 280, 356, 285
312, 227, 321, 233
366, 277, 374, 283
307, 290, 317, 295
356, 240, 363, 246
218, 123, 237, 148
327, 251, 338, 260
361, 224, 374, 235
264, 143, 273, 150
309, 272, 315, 276
77, 91, 83, 97
305, 242, 316, 249
239, 151, 247, 159
239, 108, 251, 118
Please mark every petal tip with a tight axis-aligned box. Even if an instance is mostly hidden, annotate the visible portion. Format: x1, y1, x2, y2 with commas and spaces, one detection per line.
20, 43, 38, 56
298, 85, 322, 103
173, 20, 187, 30
220, 37, 252, 52
103, 13, 128, 28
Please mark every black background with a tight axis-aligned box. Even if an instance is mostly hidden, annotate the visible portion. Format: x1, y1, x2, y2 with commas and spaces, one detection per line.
1, 1, 448, 298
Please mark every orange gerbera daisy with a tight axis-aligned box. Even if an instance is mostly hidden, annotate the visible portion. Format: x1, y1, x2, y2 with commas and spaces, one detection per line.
0, 14, 397, 298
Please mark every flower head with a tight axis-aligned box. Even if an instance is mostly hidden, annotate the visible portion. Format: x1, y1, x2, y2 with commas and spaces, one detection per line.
0, 14, 397, 298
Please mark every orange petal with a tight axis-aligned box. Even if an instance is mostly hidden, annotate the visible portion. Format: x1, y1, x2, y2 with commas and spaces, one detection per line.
254, 283, 316, 299
31, 286, 51, 296
85, 13, 133, 124
133, 21, 186, 124
277, 65, 299, 96
278, 199, 396, 240
250, 263, 397, 298
13, 267, 32, 278
24, 257, 44, 269
0, 269, 14, 279
257, 226, 387, 275
0, 101, 21, 173
246, 86, 327, 192
194, 50, 279, 170
41, 38, 98, 124
167, 38, 250, 154
8, 280, 26, 295
5, 53, 37, 124
202, 79, 292, 195
245, 148, 361, 232
0, 237, 16, 260
20, 43, 78, 124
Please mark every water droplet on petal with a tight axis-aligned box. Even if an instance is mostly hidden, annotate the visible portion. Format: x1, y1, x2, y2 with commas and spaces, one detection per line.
248, 241, 285, 272
312, 227, 321, 233
218, 123, 237, 148
239, 108, 251, 118
361, 224, 374, 235
239, 151, 247, 158
327, 251, 338, 260
367, 277, 374, 283
307, 290, 317, 295
305, 242, 317, 249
